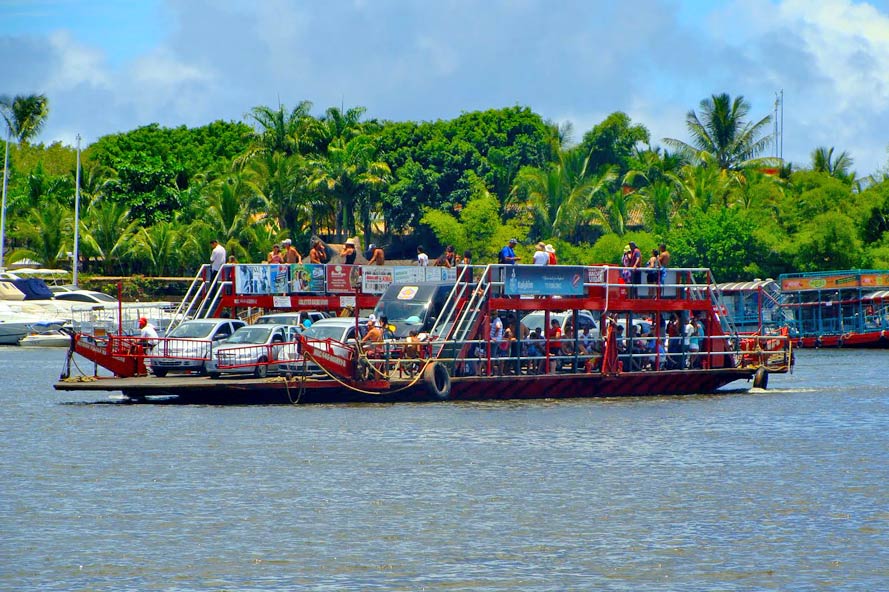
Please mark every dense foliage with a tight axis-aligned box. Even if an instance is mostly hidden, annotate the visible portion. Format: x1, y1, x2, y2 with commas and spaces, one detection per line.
2, 94, 888, 281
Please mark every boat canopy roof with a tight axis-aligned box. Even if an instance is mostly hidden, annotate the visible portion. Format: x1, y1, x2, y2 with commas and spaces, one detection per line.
716, 279, 778, 292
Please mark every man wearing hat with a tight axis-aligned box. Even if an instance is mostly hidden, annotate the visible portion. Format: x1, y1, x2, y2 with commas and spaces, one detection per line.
138, 317, 159, 352
283, 238, 302, 264
341, 239, 357, 264
498, 238, 520, 265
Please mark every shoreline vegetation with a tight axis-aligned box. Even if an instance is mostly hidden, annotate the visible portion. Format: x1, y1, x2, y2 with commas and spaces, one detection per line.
1, 93, 888, 297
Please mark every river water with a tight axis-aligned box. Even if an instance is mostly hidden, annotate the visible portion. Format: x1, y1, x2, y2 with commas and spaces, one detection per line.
1, 346, 886, 591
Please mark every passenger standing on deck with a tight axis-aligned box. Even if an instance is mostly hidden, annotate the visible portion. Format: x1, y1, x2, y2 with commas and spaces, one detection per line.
627, 241, 642, 297
490, 313, 505, 375
417, 246, 429, 267
341, 240, 356, 264
361, 320, 383, 357
532, 242, 549, 265
444, 245, 457, 267
620, 245, 632, 284
367, 244, 385, 265
138, 317, 159, 352
658, 242, 671, 286
309, 239, 328, 264
545, 244, 557, 265
267, 244, 284, 264
433, 250, 451, 267
461, 250, 472, 266
498, 238, 520, 265
209, 239, 226, 275
283, 239, 302, 264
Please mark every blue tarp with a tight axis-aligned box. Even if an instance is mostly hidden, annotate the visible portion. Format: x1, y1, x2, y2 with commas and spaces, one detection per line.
1, 278, 54, 300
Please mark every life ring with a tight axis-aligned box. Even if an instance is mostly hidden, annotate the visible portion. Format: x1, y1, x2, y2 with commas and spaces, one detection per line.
753, 367, 769, 389
423, 361, 451, 400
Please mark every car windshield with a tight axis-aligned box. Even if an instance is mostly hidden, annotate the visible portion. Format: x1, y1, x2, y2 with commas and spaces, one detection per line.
374, 301, 428, 324
226, 326, 274, 344
255, 315, 300, 325
303, 324, 351, 341
168, 321, 218, 339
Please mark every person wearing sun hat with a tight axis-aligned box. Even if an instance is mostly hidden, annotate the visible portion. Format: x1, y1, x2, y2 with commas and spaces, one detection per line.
545, 243, 557, 265
533, 242, 549, 265
341, 239, 357, 264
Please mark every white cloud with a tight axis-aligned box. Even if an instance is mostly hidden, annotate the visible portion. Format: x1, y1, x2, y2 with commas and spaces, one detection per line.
46, 30, 111, 91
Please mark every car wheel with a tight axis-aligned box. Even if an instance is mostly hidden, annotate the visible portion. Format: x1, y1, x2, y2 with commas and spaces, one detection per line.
209, 372, 221, 379
152, 369, 168, 378
254, 356, 268, 378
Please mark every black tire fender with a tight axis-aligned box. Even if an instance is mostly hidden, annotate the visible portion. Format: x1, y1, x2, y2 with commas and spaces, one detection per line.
423, 362, 451, 400
753, 366, 769, 389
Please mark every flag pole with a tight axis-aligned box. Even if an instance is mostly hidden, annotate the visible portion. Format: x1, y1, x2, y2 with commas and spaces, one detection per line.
73, 134, 82, 286
0, 127, 10, 270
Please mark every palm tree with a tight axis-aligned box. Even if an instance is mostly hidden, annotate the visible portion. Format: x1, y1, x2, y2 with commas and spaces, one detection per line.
308, 135, 391, 241
0, 94, 49, 145
131, 221, 183, 276
508, 146, 616, 240
9, 203, 69, 268
664, 93, 772, 170
811, 146, 855, 182
1, 93, 49, 268
80, 200, 139, 274
245, 101, 318, 158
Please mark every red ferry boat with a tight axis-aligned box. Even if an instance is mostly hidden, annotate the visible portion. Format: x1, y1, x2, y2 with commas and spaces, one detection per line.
55, 262, 793, 404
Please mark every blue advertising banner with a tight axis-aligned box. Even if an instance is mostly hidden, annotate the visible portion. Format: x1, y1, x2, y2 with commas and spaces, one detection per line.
503, 265, 586, 296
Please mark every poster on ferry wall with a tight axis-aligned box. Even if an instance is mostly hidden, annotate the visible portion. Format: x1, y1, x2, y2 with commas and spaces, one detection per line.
422, 267, 457, 282
860, 273, 889, 288
392, 266, 421, 284
781, 273, 860, 291
326, 264, 361, 292
289, 264, 326, 293
503, 265, 586, 297
362, 266, 395, 294
235, 265, 284, 295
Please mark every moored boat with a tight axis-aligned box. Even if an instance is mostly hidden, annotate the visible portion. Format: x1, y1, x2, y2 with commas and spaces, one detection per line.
778, 270, 889, 348
55, 262, 793, 403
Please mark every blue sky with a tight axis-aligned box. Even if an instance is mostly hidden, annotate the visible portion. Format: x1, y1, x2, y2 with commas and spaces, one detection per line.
2, 0, 889, 176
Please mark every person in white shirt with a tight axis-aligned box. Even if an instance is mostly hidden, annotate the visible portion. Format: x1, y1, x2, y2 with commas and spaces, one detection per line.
417, 246, 429, 267
532, 242, 549, 265
138, 317, 159, 351
209, 239, 226, 274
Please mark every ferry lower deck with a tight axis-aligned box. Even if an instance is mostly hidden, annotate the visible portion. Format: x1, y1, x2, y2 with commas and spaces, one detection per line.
54, 366, 763, 405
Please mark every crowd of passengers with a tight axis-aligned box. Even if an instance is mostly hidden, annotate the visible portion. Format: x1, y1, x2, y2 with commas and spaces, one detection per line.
353, 311, 709, 377
457, 312, 708, 377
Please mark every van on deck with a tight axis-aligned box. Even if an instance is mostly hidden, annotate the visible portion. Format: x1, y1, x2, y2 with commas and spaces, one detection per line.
372, 282, 454, 338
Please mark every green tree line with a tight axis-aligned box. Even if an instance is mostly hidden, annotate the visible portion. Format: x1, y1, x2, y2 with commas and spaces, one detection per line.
1, 92, 888, 280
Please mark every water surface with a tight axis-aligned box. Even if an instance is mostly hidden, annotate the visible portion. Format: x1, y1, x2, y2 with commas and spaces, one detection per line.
1, 347, 886, 591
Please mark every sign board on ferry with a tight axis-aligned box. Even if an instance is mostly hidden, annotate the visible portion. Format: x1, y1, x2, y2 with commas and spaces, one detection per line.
503, 266, 586, 297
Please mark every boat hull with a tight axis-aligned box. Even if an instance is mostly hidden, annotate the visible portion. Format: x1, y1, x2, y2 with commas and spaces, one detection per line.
54, 368, 758, 405
794, 331, 889, 349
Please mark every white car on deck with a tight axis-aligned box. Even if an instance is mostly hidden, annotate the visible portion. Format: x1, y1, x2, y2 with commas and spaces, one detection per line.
147, 318, 245, 377
278, 317, 370, 376
206, 324, 301, 379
